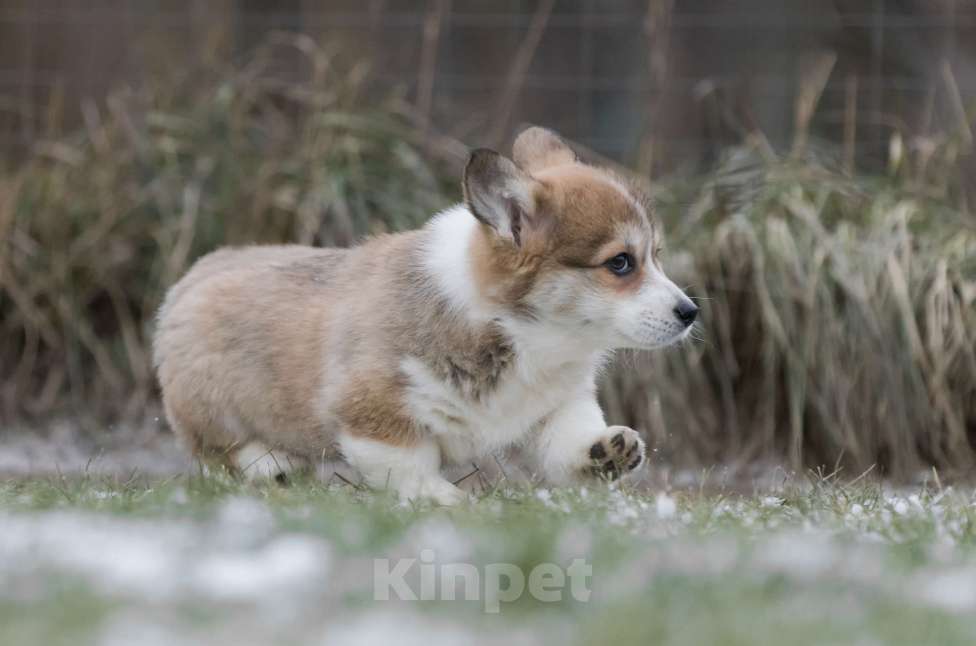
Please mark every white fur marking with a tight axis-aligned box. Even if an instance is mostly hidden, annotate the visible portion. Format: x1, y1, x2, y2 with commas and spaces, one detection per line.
401, 350, 603, 466
534, 398, 647, 485
533, 395, 606, 484
421, 205, 491, 320
234, 441, 298, 480
338, 434, 466, 506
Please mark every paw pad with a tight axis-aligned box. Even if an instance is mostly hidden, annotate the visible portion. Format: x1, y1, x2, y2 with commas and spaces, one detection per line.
586, 426, 645, 480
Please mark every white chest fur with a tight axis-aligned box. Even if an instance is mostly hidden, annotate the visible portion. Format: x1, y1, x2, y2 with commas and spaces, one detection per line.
410, 205, 605, 463
400, 350, 597, 464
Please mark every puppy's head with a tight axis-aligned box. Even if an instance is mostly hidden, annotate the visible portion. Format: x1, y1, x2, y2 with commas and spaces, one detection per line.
464, 126, 697, 350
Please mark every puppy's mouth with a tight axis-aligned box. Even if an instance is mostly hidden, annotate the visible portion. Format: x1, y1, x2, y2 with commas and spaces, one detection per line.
622, 317, 694, 350
673, 324, 695, 344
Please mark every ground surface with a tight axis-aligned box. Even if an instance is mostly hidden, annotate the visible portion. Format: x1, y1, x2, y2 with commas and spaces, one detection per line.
2, 470, 976, 646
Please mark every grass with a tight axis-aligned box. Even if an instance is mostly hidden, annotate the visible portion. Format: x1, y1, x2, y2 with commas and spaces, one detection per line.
3, 475, 976, 645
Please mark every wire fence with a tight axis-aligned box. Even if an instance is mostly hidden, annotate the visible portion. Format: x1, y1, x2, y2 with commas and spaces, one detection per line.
0, 0, 974, 174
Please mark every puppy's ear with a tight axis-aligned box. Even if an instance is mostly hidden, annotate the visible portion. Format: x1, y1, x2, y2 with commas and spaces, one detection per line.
512, 126, 577, 173
463, 148, 544, 247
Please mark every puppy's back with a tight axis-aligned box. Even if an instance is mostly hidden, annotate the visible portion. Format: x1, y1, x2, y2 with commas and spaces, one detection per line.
157, 246, 332, 320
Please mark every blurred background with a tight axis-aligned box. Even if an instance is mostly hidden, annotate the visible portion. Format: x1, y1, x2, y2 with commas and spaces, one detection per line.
3, 1, 976, 172
0, 1, 974, 480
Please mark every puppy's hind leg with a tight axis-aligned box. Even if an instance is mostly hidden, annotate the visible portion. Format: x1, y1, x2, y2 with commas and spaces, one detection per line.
163, 394, 307, 482
233, 441, 310, 483
163, 394, 239, 475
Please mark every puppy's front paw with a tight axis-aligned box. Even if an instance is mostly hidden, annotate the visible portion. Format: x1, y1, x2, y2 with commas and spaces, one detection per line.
585, 426, 645, 480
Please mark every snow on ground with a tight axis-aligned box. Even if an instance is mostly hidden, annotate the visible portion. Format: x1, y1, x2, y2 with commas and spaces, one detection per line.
2, 479, 976, 645
2, 426, 976, 644
0, 499, 330, 606
0, 420, 190, 477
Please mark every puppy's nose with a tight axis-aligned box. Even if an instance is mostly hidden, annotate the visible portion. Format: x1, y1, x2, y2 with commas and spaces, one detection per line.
673, 300, 699, 327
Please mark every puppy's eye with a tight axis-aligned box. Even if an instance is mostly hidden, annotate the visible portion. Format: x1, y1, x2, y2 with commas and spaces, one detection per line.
604, 253, 635, 276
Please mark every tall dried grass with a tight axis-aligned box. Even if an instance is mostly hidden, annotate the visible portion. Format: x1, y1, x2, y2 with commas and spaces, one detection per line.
601, 58, 976, 478
1, 36, 974, 478
0, 36, 457, 425
603, 142, 976, 479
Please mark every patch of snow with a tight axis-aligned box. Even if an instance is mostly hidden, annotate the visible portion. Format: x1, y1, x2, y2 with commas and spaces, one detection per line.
754, 532, 841, 580
555, 524, 592, 562
0, 499, 331, 606
914, 569, 976, 612
0, 421, 190, 477
194, 534, 330, 602
320, 611, 547, 646
655, 493, 677, 519
404, 518, 473, 563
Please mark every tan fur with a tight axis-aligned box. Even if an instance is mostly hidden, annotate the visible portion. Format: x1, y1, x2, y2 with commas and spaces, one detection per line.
466, 161, 656, 315
154, 127, 667, 476
154, 234, 522, 461
513, 126, 578, 173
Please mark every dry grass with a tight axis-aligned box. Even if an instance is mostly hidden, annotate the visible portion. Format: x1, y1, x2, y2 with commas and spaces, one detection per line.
0, 36, 459, 425
603, 143, 976, 478
1, 36, 974, 479
600, 60, 976, 479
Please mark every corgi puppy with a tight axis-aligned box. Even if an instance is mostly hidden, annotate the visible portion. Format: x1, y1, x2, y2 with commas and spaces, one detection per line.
153, 127, 698, 504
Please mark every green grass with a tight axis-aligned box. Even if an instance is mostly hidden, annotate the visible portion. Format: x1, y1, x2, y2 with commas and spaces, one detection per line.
3, 475, 976, 645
